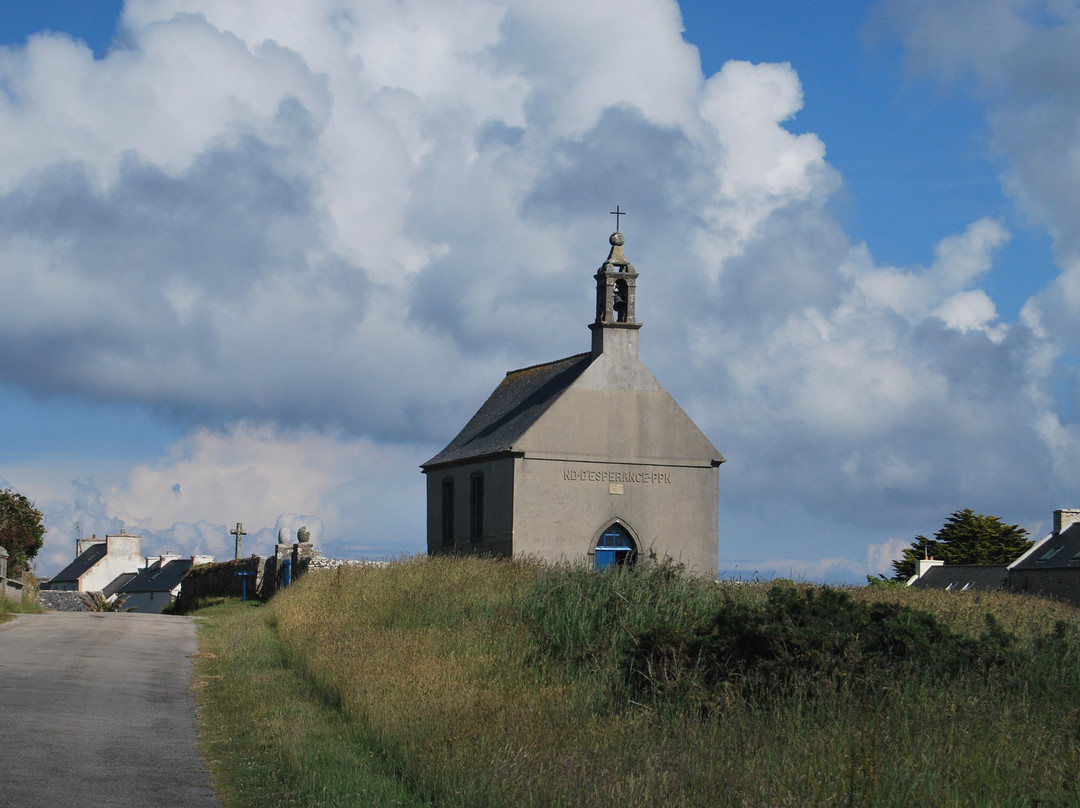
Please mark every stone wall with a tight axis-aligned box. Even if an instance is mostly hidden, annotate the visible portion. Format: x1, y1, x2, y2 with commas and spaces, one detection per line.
0, 547, 23, 603
176, 556, 268, 611
38, 591, 91, 611
2, 578, 25, 603
177, 542, 321, 609
1010, 569, 1080, 606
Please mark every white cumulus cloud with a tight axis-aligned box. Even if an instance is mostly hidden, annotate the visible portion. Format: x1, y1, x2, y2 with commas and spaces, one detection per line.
5, 0, 1080, 580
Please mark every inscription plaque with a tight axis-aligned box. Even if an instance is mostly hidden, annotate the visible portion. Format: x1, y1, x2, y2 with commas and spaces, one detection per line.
564, 468, 672, 485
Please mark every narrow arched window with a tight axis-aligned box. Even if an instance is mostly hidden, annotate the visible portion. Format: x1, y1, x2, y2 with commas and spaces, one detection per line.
469, 473, 484, 542
441, 478, 455, 547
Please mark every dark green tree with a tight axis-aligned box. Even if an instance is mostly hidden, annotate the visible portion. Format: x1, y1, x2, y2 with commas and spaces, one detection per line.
891, 509, 1032, 581
0, 488, 45, 575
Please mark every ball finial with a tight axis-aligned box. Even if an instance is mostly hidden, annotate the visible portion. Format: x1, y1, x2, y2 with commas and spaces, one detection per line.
610, 232, 625, 246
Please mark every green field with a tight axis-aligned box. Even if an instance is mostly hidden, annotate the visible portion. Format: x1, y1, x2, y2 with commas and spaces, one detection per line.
192, 557, 1080, 807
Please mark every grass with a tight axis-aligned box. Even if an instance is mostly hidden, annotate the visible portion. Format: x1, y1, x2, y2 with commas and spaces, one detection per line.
191, 598, 433, 807
193, 557, 1080, 807
0, 587, 45, 622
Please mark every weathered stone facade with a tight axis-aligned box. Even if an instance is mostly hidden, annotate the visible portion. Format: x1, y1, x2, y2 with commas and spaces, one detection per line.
1009, 568, 1080, 604
422, 232, 724, 577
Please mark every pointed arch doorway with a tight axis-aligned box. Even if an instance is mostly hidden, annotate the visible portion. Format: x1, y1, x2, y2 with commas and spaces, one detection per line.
594, 522, 637, 570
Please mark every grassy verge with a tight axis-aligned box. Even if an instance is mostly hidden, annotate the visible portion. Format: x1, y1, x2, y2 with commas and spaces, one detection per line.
191, 599, 433, 807
0, 589, 45, 622
194, 557, 1080, 807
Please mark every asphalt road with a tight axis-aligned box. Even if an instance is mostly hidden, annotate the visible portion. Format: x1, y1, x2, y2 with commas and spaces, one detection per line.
0, 612, 222, 808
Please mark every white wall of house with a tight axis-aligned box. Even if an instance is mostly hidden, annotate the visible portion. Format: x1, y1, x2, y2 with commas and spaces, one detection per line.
78, 533, 143, 592
122, 588, 179, 614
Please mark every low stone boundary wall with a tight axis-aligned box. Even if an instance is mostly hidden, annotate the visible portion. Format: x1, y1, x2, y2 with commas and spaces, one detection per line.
307, 557, 386, 571
177, 542, 322, 610
38, 591, 92, 612
2, 578, 24, 603
0, 547, 25, 603
177, 556, 267, 611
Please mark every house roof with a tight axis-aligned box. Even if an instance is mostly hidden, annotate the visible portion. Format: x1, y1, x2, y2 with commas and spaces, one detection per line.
118, 559, 194, 595
1010, 522, 1080, 570
49, 542, 107, 585
103, 572, 137, 597
909, 565, 1008, 591
422, 352, 593, 469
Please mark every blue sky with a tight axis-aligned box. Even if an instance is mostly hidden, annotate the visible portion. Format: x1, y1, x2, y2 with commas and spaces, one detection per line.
2, 1, 122, 55
685, 0, 1056, 320
1, 0, 1077, 581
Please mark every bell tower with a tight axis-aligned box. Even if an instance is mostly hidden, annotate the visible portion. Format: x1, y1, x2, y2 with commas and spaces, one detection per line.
589, 230, 642, 357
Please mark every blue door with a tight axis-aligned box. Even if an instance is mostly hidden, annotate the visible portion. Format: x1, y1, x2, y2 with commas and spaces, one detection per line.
595, 524, 636, 570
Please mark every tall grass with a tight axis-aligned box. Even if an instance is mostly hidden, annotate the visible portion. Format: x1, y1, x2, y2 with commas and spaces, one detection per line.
193, 599, 433, 807
0, 588, 44, 622
243, 557, 1080, 807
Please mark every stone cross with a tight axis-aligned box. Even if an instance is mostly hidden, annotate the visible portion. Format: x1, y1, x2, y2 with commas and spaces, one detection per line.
231, 522, 247, 560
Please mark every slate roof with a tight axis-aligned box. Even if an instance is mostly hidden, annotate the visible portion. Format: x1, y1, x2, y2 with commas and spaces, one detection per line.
423, 353, 593, 469
909, 564, 1008, 592
48, 542, 107, 586
1011, 522, 1080, 570
118, 559, 194, 595
103, 573, 137, 597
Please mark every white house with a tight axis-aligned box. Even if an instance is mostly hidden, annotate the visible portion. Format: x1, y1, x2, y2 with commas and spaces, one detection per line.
45, 532, 144, 594
117, 553, 214, 613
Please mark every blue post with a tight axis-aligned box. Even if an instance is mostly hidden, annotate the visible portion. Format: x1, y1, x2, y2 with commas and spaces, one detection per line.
281, 558, 292, 588
234, 570, 255, 602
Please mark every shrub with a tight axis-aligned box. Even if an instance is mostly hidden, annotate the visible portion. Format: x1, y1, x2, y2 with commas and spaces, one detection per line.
623, 583, 1016, 707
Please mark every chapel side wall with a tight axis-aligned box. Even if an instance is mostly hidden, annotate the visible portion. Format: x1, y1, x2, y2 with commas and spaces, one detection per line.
512, 456, 719, 578
425, 457, 514, 557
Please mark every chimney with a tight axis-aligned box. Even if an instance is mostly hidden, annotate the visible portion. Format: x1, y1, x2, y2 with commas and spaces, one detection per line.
1054, 510, 1080, 534
76, 534, 104, 558
915, 558, 944, 578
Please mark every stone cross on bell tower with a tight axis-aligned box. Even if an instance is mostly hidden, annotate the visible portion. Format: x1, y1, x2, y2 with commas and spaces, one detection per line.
589, 224, 642, 358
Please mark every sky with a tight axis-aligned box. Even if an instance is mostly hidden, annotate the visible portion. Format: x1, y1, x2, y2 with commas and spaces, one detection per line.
2, 0, 1079, 583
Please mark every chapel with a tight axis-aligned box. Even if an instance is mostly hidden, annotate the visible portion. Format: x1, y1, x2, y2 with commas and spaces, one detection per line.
421, 228, 724, 576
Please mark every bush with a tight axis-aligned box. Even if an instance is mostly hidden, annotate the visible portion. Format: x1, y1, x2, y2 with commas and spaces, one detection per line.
623, 583, 1015, 707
